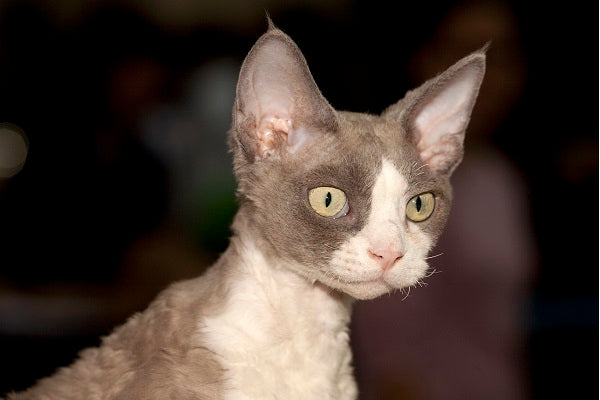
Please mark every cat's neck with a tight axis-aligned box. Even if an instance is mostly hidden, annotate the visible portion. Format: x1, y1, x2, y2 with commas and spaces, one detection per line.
226, 209, 353, 315
199, 210, 356, 399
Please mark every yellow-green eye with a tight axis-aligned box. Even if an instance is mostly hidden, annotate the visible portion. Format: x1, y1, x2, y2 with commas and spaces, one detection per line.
308, 186, 349, 218
406, 192, 435, 222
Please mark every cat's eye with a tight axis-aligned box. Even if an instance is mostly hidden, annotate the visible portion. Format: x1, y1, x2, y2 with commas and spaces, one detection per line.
406, 192, 435, 222
308, 186, 349, 219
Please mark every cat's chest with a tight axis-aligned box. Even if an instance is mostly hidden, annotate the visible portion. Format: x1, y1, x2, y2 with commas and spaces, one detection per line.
199, 246, 356, 400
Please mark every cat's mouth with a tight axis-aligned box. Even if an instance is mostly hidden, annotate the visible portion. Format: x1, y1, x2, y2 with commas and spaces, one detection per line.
321, 261, 430, 299
321, 256, 430, 299
328, 265, 401, 287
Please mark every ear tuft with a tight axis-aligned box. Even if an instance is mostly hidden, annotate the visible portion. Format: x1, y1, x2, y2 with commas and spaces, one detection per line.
265, 12, 277, 31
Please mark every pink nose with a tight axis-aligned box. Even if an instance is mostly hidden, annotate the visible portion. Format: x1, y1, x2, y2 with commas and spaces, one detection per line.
368, 247, 404, 271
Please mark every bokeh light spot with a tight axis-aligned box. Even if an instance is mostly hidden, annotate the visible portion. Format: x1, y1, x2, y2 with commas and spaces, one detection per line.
0, 123, 29, 178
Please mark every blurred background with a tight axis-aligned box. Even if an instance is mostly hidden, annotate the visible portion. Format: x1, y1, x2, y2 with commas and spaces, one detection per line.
0, 0, 596, 398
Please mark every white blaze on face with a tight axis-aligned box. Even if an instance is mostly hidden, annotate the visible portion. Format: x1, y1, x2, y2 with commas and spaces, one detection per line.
328, 158, 432, 300
363, 158, 407, 259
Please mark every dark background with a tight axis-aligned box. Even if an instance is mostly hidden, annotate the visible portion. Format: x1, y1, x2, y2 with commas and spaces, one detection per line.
0, 0, 597, 398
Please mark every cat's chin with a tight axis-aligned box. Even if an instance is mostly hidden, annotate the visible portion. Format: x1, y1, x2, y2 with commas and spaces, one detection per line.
330, 278, 394, 300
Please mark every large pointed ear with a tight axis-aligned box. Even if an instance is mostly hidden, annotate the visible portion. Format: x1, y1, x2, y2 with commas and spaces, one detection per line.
232, 26, 338, 162
384, 49, 486, 175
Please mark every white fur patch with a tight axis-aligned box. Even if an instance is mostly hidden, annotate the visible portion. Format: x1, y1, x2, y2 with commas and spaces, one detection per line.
200, 240, 357, 400
328, 158, 432, 299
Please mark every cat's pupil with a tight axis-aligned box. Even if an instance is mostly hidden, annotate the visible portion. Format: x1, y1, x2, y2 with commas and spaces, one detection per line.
416, 196, 422, 212
325, 192, 332, 208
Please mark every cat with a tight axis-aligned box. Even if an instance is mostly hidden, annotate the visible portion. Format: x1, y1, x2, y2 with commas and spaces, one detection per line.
5, 23, 485, 400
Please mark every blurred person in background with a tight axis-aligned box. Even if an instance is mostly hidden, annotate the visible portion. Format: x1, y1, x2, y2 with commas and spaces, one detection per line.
0, 6, 214, 391
351, 1, 536, 399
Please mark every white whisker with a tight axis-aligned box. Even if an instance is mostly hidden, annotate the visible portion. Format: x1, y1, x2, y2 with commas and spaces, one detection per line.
401, 286, 411, 301
424, 268, 442, 278
425, 252, 444, 260
416, 279, 428, 288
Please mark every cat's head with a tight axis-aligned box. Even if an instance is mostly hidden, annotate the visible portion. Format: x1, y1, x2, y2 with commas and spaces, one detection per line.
229, 26, 485, 300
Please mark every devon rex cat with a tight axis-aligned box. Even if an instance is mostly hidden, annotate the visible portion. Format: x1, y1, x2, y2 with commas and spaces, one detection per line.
6, 24, 485, 400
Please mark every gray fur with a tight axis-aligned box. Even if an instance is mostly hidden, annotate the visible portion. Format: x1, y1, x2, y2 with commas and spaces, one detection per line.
5, 25, 485, 399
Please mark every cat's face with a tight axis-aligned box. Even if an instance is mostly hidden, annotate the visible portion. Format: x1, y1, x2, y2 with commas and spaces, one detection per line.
229, 26, 485, 300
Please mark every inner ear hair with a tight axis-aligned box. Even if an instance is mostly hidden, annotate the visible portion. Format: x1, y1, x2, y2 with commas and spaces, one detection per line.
256, 117, 293, 160
405, 50, 486, 175
232, 27, 337, 162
